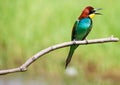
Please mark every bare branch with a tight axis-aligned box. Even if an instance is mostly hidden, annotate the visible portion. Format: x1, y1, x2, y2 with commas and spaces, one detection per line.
0, 36, 119, 75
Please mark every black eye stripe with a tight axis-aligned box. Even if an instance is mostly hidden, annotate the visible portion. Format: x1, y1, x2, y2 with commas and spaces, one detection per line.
89, 10, 95, 14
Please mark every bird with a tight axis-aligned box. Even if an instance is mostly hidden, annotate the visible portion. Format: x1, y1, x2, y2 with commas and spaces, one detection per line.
65, 6, 101, 68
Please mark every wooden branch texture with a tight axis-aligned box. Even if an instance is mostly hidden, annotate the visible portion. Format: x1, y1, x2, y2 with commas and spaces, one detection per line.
0, 36, 119, 75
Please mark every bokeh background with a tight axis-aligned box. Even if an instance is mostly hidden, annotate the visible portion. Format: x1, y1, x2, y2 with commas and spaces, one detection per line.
0, 0, 120, 85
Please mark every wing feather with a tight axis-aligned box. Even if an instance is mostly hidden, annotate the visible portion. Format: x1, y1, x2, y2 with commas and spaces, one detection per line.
71, 20, 78, 40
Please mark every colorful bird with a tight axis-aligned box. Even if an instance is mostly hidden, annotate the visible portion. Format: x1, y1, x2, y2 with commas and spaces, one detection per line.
65, 6, 101, 68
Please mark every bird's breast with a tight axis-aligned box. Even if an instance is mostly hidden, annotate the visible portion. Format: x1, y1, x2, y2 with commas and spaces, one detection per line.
74, 18, 92, 40
78, 18, 91, 30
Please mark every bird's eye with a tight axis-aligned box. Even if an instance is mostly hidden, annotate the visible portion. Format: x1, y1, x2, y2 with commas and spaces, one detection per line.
89, 10, 95, 14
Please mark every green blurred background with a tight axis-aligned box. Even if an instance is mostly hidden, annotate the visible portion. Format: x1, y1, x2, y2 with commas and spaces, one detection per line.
0, 0, 120, 85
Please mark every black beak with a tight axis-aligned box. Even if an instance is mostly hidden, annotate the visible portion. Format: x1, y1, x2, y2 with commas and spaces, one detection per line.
94, 8, 102, 15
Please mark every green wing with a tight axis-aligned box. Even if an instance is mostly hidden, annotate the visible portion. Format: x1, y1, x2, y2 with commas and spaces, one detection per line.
71, 20, 78, 40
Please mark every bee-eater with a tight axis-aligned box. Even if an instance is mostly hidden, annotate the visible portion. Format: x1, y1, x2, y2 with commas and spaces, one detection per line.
65, 6, 101, 68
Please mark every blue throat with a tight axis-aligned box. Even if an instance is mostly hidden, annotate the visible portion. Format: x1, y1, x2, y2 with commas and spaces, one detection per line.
78, 18, 92, 30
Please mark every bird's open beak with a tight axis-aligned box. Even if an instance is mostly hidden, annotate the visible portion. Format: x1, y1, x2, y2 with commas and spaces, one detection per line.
89, 8, 102, 19
94, 8, 102, 15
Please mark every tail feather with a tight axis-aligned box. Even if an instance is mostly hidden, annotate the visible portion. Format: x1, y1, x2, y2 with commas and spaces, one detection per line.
65, 45, 78, 68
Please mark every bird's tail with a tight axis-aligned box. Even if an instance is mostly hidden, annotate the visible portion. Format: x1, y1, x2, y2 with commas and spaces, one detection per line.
65, 45, 78, 69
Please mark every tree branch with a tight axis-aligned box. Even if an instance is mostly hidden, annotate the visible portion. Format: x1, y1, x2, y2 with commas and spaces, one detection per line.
0, 36, 119, 75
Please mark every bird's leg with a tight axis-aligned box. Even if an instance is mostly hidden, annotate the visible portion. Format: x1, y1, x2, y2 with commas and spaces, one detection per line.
84, 38, 88, 44
72, 39, 77, 45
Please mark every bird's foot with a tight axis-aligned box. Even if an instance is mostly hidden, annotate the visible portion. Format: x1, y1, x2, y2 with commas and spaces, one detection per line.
72, 40, 77, 45
84, 39, 88, 44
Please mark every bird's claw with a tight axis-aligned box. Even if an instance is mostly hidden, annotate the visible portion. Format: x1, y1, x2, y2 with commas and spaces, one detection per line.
84, 39, 88, 44
72, 40, 77, 45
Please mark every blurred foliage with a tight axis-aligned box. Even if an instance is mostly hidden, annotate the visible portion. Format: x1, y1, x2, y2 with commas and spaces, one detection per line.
0, 0, 120, 84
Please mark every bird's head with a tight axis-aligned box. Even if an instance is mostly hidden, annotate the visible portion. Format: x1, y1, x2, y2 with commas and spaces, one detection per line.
78, 6, 102, 19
